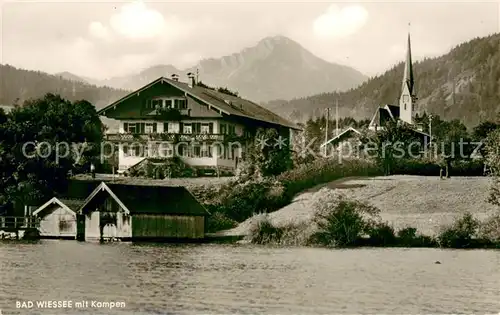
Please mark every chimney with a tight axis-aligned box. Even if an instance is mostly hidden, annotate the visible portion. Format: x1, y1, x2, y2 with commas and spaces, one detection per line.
171, 74, 179, 82
187, 72, 195, 88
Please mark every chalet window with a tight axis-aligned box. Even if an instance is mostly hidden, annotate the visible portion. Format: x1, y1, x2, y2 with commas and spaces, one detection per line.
179, 99, 187, 109
126, 123, 138, 134
183, 123, 192, 134
167, 122, 180, 133
145, 123, 156, 134
124, 144, 143, 157
228, 125, 236, 135
220, 123, 227, 134
201, 123, 210, 134
192, 123, 201, 134
179, 145, 192, 157
193, 146, 201, 157
201, 145, 211, 157
164, 99, 172, 108
152, 99, 162, 109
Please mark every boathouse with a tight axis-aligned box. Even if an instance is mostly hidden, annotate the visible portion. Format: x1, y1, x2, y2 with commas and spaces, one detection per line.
76, 181, 208, 241
31, 181, 100, 239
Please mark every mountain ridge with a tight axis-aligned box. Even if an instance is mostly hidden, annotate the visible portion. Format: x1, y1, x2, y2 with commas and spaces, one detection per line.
60, 35, 367, 102
265, 33, 500, 128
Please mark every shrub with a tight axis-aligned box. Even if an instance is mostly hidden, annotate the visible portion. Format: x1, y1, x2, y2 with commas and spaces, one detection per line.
478, 213, 500, 242
310, 193, 380, 247
196, 158, 380, 226
392, 159, 441, 176
367, 222, 397, 246
278, 158, 382, 201
206, 212, 238, 233
437, 212, 479, 248
392, 158, 485, 177
249, 216, 283, 245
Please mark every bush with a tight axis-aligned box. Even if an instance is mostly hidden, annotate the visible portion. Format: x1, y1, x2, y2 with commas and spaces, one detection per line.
392, 159, 441, 176
437, 212, 480, 248
249, 216, 284, 245
478, 213, 500, 242
206, 212, 238, 233
367, 222, 397, 246
278, 158, 382, 201
196, 158, 381, 226
212, 178, 287, 222
310, 194, 380, 247
392, 158, 485, 176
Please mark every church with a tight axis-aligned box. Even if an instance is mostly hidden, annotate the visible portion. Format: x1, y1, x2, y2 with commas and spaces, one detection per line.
368, 33, 426, 132
321, 32, 429, 155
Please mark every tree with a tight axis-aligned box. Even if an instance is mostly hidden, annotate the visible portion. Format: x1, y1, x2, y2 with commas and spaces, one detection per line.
0, 94, 103, 211
242, 128, 292, 178
485, 129, 500, 207
361, 121, 421, 175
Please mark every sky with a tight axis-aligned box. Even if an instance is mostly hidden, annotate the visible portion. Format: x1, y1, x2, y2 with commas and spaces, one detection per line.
0, 0, 499, 80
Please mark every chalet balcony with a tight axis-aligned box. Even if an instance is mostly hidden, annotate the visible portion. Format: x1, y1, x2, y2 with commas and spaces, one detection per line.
104, 133, 246, 143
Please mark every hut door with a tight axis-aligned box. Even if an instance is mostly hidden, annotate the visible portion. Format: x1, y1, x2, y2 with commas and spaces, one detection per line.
76, 214, 85, 241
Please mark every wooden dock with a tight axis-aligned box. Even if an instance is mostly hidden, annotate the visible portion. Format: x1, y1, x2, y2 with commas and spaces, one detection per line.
0, 216, 40, 239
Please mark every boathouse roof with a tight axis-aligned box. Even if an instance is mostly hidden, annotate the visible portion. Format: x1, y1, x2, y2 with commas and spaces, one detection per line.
79, 181, 209, 216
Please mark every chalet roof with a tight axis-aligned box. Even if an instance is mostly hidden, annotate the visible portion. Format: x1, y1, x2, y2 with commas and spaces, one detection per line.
79, 182, 208, 216
98, 77, 300, 130
321, 127, 362, 147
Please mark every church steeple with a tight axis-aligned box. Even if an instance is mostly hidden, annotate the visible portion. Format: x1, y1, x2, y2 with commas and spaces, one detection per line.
402, 32, 415, 97
398, 30, 416, 125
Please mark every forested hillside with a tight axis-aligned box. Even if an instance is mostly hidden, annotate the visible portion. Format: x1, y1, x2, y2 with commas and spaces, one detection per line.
0, 64, 128, 109
267, 33, 500, 128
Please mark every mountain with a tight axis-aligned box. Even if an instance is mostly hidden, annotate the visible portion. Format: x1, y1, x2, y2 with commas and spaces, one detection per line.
1, 64, 128, 109
87, 36, 367, 102
55, 71, 89, 84
0, 64, 129, 130
97, 64, 182, 91
266, 33, 500, 128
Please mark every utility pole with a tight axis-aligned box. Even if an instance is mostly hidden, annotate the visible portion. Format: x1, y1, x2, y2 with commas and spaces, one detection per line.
324, 108, 330, 156
335, 99, 339, 136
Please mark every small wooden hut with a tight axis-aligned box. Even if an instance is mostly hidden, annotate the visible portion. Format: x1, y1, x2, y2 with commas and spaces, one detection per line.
31, 182, 100, 239
77, 181, 208, 241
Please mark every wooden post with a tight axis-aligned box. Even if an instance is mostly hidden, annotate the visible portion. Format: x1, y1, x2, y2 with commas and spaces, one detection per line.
440, 168, 443, 179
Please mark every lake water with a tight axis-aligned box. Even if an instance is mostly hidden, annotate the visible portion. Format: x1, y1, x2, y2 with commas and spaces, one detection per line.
1, 240, 500, 314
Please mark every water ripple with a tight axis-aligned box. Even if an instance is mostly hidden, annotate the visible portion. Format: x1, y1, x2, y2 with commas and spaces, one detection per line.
0, 241, 499, 314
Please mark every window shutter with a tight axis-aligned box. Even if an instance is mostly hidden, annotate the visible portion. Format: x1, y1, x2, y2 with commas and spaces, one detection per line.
124, 123, 129, 133
164, 122, 169, 133
153, 123, 157, 133
180, 122, 184, 133
209, 123, 213, 134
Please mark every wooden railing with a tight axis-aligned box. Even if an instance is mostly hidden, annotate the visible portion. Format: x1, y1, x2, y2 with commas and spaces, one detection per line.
105, 133, 246, 143
0, 216, 40, 229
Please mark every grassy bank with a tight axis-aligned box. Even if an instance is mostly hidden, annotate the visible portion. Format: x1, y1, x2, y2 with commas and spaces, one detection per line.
247, 193, 500, 249
192, 158, 382, 233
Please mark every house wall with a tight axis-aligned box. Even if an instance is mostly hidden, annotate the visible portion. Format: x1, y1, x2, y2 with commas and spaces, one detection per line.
37, 205, 77, 238
131, 215, 204, 239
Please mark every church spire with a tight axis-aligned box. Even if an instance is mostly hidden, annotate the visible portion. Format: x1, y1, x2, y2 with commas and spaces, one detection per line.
402, 31, 415, 96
